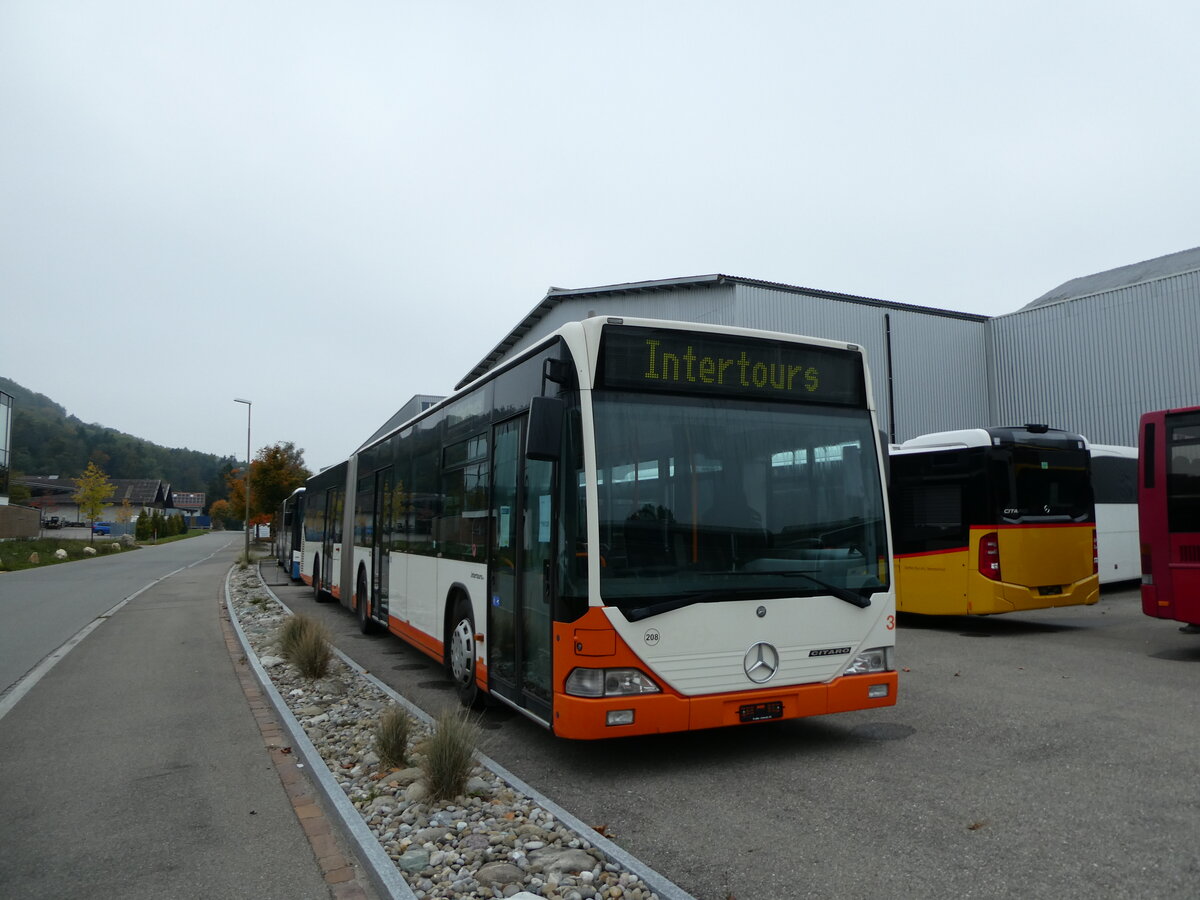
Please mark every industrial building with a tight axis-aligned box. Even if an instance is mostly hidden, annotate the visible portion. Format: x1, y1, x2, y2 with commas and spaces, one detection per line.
460, 246, 1200, 446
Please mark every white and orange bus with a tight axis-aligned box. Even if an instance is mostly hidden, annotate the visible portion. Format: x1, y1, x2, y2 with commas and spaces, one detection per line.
889, 425, 1099, 615
302, 317, 896, 738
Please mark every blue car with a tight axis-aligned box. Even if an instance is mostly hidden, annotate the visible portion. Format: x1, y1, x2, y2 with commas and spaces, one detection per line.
92, 522, 112, 535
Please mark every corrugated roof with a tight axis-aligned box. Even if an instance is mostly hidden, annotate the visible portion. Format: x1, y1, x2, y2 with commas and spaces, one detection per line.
457, 273, 987, 388
18, 476, 177, 507
1024, 246, 1200, 310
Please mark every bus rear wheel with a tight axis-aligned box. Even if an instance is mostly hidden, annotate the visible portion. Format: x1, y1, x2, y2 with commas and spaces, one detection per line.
448, 597, 478, 707
357, 568, 377, 635
312, 557, 330, 603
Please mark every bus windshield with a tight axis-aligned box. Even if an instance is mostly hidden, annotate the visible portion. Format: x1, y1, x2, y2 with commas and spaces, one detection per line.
1167, 415, 1200, 533
591, 392, 889, 619
992, 444, 1093, 523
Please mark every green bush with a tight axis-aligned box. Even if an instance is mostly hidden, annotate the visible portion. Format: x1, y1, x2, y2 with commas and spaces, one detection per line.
374, 706, 413, 769
419, 709, 480, 802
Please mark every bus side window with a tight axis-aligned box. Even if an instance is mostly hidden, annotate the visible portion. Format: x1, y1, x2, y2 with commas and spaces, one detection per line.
1143, 423, 1155, 488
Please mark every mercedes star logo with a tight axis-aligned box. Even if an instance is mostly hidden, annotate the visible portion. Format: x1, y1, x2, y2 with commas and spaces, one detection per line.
744, 641, 780, 684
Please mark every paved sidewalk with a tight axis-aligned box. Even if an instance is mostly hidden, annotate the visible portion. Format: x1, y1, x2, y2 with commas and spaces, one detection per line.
0, 544, 374, 900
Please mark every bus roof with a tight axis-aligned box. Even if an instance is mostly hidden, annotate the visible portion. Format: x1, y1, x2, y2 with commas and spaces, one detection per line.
892, 425, 1087, 454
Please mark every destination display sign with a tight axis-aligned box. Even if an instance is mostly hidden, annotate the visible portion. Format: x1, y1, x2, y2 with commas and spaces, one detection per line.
598, 325, 866, 405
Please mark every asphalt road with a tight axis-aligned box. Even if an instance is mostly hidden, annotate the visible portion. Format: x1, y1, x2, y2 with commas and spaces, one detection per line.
0, 535, 345, 900
0, 532, 232, 695
262, 563, 1200, 900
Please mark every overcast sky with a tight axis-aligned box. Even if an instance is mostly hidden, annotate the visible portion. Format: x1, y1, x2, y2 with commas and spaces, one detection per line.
3, 2, 1197, 476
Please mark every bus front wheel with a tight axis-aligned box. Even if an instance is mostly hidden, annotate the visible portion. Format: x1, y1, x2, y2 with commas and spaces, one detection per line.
448, 597, 478, 707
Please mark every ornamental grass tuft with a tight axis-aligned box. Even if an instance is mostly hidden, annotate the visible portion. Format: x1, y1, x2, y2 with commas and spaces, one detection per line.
419, 708, 480, 802
277, 613, 333, 680
374, 705, 413, 769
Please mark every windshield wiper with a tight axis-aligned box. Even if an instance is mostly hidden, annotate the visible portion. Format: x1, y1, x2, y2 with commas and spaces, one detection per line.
745, 570, 873, 609
619, 591, 729, 622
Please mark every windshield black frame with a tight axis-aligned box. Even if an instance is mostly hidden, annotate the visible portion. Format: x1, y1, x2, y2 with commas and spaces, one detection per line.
587, 390, 890, 618
990, 444, 1094, 524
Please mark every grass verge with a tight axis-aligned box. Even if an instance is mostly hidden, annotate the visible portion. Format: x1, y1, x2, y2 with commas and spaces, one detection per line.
0, 538, 138, 572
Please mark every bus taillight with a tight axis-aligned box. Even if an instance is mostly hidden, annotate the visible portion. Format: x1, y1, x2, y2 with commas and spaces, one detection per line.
1093, 529, 1099, 574
978, 532, 1001, 581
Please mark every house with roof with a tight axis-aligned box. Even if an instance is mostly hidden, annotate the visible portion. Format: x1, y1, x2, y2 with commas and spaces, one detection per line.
22, 476, 180, 526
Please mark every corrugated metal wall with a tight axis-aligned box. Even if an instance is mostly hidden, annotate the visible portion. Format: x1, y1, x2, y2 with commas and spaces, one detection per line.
497, 282, 741, 356
733, 285, 990, 442
495, 282, 991, 442
990, 270, 1200, 445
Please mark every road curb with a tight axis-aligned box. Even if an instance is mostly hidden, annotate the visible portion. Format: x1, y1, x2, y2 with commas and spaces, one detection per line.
253, 565, 697, 900
224, 566, 417, 900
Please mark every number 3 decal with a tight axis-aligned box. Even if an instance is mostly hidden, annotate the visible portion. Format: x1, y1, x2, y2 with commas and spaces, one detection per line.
886, 614, 896, 631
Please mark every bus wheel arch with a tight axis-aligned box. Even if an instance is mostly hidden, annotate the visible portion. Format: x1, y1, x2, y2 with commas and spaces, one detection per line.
312, 555, 329, 603
446, 591, 479, 707
356, 564, 376, 634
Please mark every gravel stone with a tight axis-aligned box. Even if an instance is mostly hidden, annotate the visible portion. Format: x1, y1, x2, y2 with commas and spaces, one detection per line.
228, 565, 663, 900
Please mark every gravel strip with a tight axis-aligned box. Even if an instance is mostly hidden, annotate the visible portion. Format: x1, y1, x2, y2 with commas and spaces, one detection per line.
226, 563, 689, 900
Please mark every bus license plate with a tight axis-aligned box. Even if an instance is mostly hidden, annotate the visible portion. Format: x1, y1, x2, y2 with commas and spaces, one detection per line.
1037, 585, 1063, 596
739, 701, 783, 723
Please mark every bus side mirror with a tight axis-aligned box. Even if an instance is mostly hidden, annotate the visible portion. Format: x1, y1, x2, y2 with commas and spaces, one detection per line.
527, 396, 564, 462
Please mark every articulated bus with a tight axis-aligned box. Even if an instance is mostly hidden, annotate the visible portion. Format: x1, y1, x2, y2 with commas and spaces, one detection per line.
302, 316, 896, 739
273, 487, 305, 580
1138, 407, 1200, 628
888, 425, 1099, 615
1087, 443, 1139, 585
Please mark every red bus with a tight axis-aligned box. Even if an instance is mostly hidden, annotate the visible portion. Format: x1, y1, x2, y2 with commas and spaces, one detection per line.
1138, 406, 1200, 629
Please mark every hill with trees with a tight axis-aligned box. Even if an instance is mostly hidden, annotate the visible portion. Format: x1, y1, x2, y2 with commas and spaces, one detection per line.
1, 375, 238, 507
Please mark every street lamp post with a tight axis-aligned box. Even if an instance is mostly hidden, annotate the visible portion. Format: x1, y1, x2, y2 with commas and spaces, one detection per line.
234, 398, 251, 561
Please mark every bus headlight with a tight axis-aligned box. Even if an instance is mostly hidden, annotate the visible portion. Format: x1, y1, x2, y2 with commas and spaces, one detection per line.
565, 667, 662, 698
844, 647, 895, 675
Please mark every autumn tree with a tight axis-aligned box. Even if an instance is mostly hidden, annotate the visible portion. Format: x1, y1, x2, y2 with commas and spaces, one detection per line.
252, 442, 311, 518
226, 441, 311, 521
208, 498, 236, 531
72, 461, 115, 541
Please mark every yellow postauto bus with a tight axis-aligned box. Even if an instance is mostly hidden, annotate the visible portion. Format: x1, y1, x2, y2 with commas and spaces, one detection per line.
888, 425, 1099, 615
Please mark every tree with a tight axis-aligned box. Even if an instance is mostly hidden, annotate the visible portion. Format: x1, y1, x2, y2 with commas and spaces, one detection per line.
208, 499, 238, 531
226, 442, 311, 521
7, 471, 31, 505
72, 462, 115, 541
251, 442, 311, 519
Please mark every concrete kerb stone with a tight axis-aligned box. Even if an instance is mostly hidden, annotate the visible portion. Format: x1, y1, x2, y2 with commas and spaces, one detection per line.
223, 568, 416, 900
252, 570, 697, 900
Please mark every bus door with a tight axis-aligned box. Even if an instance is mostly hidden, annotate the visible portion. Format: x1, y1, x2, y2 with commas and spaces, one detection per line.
321, 488, 343, 596
489, 416, 554, 723
372, 468, 393, 622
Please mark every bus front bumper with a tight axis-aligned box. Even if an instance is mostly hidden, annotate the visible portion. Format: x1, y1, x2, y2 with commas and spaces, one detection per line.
549, 671, 899, 740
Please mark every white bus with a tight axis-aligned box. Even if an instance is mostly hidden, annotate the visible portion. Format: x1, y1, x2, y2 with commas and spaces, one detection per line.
1087, 443, 1139, 585
302, 317, 896, 739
